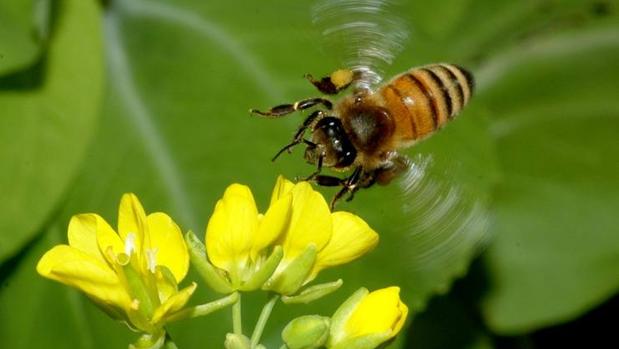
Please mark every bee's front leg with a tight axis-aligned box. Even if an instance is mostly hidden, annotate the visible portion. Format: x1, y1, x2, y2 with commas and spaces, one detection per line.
250, 97, 332, 118
271, 112, 325, 162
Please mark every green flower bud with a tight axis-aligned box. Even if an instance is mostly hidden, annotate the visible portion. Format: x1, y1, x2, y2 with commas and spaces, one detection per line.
130, 331, 165, 349
224, 333, 251, 349
282, 315, 331, 349
282, 279, 343, 304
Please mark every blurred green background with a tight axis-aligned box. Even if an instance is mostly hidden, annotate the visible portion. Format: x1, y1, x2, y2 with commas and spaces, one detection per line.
1, 0, 618, 348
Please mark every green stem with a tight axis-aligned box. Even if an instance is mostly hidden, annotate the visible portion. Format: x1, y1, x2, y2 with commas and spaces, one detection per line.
165, 292, 238, 323
250, 294, 279, 348
163, 333, 179, 349
232, 292, 243, 335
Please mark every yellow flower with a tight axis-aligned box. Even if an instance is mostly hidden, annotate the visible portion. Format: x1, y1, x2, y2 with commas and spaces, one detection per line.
203, 183, 291, 290
264, 177, 379, 295
37, 193, 195, 334
328, 287, 408, 349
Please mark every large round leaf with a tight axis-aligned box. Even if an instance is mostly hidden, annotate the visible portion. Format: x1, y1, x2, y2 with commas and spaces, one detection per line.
479, 24, 619, 333
0, 0, 103, 261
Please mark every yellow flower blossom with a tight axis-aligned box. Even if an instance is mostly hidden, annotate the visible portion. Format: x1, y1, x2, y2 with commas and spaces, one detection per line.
264, 176, 379, 295
37, 193, 195, 334
328, 287, 408, 349
204, 183, 291, 290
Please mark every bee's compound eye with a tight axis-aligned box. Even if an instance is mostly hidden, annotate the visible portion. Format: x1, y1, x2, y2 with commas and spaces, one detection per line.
338, 148, 357, 168
313, 117, 357, 168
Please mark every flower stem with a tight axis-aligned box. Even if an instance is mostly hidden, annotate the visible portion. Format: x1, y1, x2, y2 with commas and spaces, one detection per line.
232, 292, 243, 335
250, 294, 279, 348
164, 333, 179, 349
165, 292, 238, 322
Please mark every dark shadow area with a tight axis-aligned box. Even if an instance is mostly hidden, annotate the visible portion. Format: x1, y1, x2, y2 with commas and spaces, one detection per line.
0, 232, 44, 290
496, 293, 619, 349
405, 253, 619, 349
404, 257, 491, 349
0, 58, 48, 90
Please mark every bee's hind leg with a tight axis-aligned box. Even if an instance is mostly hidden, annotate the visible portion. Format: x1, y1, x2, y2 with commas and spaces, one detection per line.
305, 69, 354, 95
250, 98, 332, 118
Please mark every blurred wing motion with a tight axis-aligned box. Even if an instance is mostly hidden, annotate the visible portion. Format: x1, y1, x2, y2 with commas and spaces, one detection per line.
397, 154, 490, 276
311, 0, 409, 90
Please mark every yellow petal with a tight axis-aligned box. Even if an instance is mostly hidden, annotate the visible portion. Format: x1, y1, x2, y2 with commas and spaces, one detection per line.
206, 184, 259, 271
118, 193, 147, 254
68, 214, 120, 264
345, 287, 407, 339
151, 282, 197, 325
146, 212, 189, 283
252, 192, 292, 259
37, 245, 131, 310
282, 182, 332, 260
269, 175, 295, 206
86, 214, 125, 264
310, 212, 378, 279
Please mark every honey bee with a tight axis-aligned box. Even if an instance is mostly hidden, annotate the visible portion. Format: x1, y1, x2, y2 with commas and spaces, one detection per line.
250, 64, 474, 207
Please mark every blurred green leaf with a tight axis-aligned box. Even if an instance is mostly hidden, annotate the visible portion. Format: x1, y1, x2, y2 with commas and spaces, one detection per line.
478, 23, 619, 334
0, 224, 133, 348
0, 0, 49, 75
0, 0, 103, 261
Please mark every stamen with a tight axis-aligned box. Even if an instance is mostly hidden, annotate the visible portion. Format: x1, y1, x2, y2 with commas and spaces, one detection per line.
131, 298, 140, 310
124, 232, 136, 256
146, 248, 159, 273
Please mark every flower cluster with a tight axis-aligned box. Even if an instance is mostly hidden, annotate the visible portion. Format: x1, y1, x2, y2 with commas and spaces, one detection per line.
37, 176, 408, 349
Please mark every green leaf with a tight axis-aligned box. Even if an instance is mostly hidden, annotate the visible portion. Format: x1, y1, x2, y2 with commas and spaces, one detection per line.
0, 0, 103, 261
0, 224, 133, 348
0, 0, 48, 75
479, 23, 619, 334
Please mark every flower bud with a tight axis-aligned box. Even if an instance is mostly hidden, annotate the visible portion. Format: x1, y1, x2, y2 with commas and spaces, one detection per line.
328, 287, 408, 349
282, 315, 331, 349
282, 279, 343, 304
224, 333, 251, 349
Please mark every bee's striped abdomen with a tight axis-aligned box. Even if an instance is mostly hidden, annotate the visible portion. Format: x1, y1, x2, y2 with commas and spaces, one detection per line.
379, 63, 474, 143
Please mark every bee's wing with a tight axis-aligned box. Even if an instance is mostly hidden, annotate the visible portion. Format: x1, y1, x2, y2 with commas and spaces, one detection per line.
311, 0, 408, 91
396, 154, 491, 272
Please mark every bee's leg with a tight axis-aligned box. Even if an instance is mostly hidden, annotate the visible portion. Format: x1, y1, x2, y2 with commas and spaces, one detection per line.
373, 154, 411, 185
304, 154, 324, 181
305, 69, 354, 95
313, 167, 364, 209
250, 98, 332, 118
272, 111, 324, 161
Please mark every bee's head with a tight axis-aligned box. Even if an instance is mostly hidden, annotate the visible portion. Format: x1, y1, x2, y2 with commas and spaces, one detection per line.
305, 117, 357, 169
